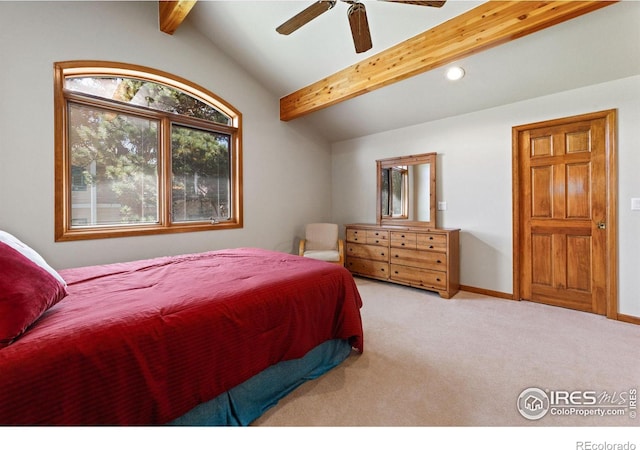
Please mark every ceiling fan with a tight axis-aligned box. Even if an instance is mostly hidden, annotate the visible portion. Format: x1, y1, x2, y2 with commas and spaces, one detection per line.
276, 1, 447, 54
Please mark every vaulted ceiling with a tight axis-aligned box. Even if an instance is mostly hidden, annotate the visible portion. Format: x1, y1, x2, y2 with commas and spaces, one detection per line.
161, 1, 640, 142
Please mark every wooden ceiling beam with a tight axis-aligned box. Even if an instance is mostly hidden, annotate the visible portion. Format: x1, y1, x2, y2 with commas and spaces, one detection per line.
280, 1, 616, 121
159, 0, 198, 35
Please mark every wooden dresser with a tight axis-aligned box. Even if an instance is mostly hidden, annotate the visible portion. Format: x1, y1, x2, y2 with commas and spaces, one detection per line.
345, 223, 460, 298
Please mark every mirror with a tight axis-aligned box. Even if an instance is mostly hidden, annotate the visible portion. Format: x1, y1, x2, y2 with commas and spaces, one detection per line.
376, 152, 437, 228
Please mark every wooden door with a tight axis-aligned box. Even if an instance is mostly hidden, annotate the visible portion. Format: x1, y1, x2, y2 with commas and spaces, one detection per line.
513, 110, 617, 316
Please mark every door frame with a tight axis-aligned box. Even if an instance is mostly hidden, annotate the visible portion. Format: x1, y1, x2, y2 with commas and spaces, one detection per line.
512, 109, 618, 319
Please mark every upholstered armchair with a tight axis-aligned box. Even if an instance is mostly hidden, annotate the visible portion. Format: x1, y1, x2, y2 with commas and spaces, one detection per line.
298, 223, 344, 266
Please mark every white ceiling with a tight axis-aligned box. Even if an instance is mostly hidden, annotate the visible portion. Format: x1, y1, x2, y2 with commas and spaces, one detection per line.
187, 1, 640, 142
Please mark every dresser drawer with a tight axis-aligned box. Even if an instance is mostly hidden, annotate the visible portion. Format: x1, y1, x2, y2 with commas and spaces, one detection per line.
346, 243, 388, 262
390, 247, 447, 271
346, 229, 365, 243
390, 264, 447, 290
366, 230, 389, 245
347, 228, 389, 245
346, 257, 389, 280
390, 231, 417, 249
416, 233, 448, 251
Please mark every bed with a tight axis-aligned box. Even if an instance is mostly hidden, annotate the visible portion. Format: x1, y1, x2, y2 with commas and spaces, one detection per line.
0, 234, 364, 426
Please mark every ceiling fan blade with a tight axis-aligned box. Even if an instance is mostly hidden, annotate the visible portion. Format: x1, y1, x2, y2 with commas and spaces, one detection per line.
384, 1, 447, 7
348, 3, 372, 54
276, 1, 337, 35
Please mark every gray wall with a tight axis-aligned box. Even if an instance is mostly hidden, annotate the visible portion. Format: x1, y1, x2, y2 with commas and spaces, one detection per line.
331, 75, 640, 317
0, 1, 333, 268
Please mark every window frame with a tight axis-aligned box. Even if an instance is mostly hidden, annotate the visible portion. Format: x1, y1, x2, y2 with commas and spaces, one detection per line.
54, 61, 243, 241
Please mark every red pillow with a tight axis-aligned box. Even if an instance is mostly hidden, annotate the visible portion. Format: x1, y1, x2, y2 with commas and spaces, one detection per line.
0, 242, 68, 347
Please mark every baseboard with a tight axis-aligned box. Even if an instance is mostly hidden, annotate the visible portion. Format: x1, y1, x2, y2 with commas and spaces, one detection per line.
616, 313, 640, 325
460, 285, 639, 325
459, 285, 515, 300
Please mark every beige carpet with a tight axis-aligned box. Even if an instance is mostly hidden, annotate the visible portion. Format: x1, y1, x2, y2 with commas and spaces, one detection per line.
253, 277, 640, 427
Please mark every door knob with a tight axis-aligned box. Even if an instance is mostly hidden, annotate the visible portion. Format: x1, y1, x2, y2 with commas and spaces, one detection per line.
597, 222, 606, 230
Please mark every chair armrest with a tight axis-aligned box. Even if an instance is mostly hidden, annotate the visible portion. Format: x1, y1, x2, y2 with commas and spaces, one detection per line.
298, 239, 306, 256
338, 239, 345, 266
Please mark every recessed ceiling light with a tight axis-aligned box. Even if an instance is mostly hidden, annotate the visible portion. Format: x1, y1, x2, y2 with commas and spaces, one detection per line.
446, 66, 465, 81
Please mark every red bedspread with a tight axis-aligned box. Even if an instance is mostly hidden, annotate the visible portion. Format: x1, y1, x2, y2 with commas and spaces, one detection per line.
0, 248, 363, 425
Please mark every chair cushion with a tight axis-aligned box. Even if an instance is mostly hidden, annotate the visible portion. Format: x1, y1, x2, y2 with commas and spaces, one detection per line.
305, 223, 338, 251
303, 250, 341, 262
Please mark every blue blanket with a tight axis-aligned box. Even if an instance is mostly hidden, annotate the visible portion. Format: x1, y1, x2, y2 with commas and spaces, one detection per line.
169, 339, 353, 426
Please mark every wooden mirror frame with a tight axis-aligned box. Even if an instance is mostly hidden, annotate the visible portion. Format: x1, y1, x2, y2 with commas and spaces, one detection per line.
376, 152, 437, 228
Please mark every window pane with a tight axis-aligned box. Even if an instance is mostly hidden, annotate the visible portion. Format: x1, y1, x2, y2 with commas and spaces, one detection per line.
171, 125, 231, 223
68, 103, 159, 227
56, 63, 243, 241
391, 168, 404, 216
65, 77, 231, 125
381, 168, 390, 216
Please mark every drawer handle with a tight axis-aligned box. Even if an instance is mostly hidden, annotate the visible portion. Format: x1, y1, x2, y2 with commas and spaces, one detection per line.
381, 268, 386, 272
375, 240, 379, 244
401, 234, 406, 238
429, 245, 434, 249
394, 254, 399, 258
437, 260, 442, 264
436, 278, 441, 282
394, 271, 399, 274
429, 236, 434, 240
401, 243, 405, 246
381, 253, 386, 256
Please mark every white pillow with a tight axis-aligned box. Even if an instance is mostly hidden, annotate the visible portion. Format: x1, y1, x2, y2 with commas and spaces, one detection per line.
0, 230, 67, 286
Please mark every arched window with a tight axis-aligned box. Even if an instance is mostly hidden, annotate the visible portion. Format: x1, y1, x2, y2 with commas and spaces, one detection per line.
54, 61, 242, 241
